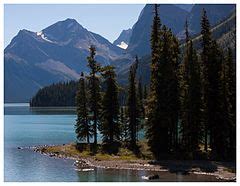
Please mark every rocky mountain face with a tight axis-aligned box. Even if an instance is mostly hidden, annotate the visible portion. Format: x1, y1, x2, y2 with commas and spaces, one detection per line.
126, 4, 189, 57
118, 10, 236, 86
188, 4, 235, 34
113, 29, 132, 49
4, 18, 126, 102
126, 4, 235, 57
175, 4, 194, 12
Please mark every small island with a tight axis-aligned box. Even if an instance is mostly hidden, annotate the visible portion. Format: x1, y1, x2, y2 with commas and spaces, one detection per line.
31, 142, 236, 181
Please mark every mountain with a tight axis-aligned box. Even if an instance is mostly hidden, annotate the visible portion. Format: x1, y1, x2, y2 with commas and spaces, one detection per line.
126, 4, 235, 57
113, 28, 132, 49
188, 4, 235, 35
175, 4, 194, 12
4, 18, 126, 102
118, 10, 236, 86
5, 4, 236, 103
190, 11, 236, 57
127, 4, 188, 57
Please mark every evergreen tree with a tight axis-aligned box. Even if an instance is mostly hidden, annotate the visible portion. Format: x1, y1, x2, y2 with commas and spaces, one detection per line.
143, 85, 148, 100
180, 20, 202, 155
100, 66, 120, 146
146, 4, 163, 159
188, 40, 201, 153
87, 45, 102, 147
200, 9, 230, 158
224, 48, 236, 159
146, 5, 180, 158
75, 72, 91, 143
127, 56, 139, 149
137, 77, 145, 121
208, 41, 228, 158
200, 8, 212, 152
119, 107, 128, 142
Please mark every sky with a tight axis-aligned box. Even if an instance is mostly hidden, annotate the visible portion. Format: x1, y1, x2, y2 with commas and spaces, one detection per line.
4, 4, 145, 47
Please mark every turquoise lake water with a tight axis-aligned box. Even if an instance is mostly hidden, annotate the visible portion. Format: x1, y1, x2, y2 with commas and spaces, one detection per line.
4, 103, 220, 182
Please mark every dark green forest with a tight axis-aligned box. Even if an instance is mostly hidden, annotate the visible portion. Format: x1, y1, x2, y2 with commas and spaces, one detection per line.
30, 5, 236, 161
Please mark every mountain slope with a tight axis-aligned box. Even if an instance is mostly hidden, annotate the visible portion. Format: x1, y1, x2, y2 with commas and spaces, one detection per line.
118, 11, 236, 86
175, 4, 194, 12
4, 18, 125, 102
127, 4, 188, 57
188, 4, 235, 34
113, 29, 132, 49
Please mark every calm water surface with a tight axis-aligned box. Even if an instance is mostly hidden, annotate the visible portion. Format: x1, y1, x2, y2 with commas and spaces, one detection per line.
4, 103, 219, 182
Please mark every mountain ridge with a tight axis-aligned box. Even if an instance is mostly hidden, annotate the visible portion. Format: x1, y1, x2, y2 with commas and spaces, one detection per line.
4, 18, 127, 102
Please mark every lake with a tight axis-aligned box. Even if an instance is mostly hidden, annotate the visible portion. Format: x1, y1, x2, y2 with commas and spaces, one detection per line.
4, 103, 220, 182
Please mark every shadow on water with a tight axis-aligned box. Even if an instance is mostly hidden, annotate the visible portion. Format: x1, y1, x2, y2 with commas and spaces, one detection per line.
149, 160, 219, 175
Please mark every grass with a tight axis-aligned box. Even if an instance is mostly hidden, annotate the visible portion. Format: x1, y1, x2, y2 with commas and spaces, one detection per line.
40, 141, 153, 161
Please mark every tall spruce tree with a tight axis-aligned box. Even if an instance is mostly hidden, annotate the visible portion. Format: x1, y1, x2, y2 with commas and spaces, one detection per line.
137, 77, 145, 122
143, 85, 148, 100
75, 72, 91, 143
119, 107, 128, 142
188, 40, 201, 153
224, 48, 236, 159
201, 9, 230, 158
100, 66, 120, 146
200, 8, 212, 152
208, 41, 228, 158
87, 45, 101, 147
146, 5, 180, 158
146, 4, 163, 159
127, 56, 139, 149
180, 20, 201, 155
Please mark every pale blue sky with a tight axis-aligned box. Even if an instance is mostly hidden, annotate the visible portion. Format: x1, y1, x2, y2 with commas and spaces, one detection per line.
4, 4, 145, 47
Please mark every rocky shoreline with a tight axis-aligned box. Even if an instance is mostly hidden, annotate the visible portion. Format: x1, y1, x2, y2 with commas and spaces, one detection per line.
20, 144, 236, 181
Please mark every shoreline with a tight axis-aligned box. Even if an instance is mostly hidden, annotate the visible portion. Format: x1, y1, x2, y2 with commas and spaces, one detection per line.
25, 144, 236, 181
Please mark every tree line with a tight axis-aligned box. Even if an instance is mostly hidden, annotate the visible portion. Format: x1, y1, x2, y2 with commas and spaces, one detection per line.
30, 81, 77, 107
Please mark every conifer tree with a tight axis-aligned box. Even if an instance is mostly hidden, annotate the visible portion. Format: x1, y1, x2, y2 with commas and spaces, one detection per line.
127, 56, 139, 149
200, 8, 212, 152
100, 66, 120, 145
87, 45, 101, 147
208, 41, 228, 158
119, 107, 128, 142
146, 4, 163, 159
200, 10, 230, 158
146, 5, 180, 158
180, 20, 201, 155
75, 72, 91, 143
137, 77, 145, 121
188, 40, 201, 153
224, 48, 236, 159
143, 85, 148, 100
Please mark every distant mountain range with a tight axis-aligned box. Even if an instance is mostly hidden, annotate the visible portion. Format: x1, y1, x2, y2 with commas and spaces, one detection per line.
4, 4, 236, 102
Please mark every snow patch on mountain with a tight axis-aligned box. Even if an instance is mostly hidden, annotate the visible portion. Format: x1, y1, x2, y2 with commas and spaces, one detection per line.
117, 41, 128, 49
36, 31, 55, 43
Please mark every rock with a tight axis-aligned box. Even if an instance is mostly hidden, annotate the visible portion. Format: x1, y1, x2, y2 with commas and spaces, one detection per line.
17, 147, 23, 150
149, 174, 159, 180
142, 174, 159, 180
41, 148, 47, 152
